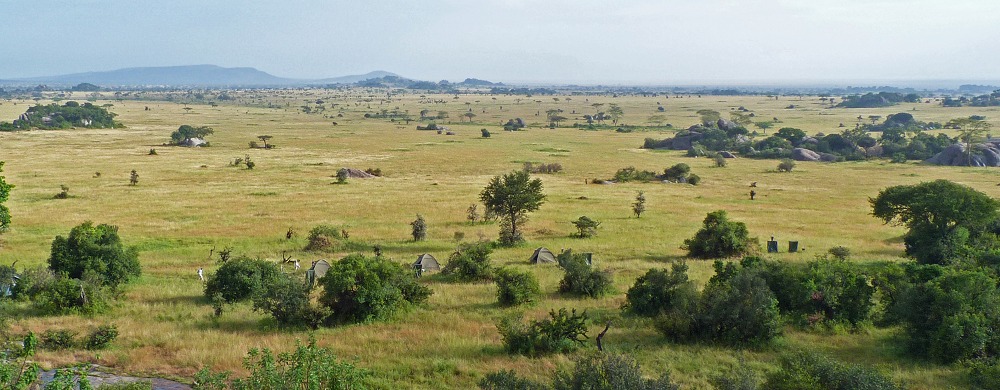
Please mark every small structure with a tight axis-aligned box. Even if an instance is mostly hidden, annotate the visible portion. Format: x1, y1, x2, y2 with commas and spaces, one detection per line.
1, 275, 17, 298
178, 137, 207, 147
529, 247, 557, 264
767, 237, 779, 253
413, 254, 440, 274
306, 259, 332, 288
788, 241, 800, 253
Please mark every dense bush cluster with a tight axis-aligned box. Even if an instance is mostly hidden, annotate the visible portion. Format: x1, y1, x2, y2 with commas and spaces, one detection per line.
494, 267, 541, 306
603, 163, 701, 185
0, 101, 120, 130
682, 210, 757, 259
204, 256, 282, 304
557, 250, 613, 298
480, 353, 679, 390
442, 242, 495, 282
522, 162, 563, 174
497, 308, 588, 356
319, 254, 431, 324
49, 221, 142, 290
760, 351, 902, 390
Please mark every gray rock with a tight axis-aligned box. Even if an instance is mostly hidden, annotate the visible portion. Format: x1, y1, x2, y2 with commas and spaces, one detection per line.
791, 148, 821, 161
720, 151, 737, 158
925, 143, 1000, 167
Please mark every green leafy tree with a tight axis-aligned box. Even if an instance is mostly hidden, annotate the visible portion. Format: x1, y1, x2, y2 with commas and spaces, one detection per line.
48, 222, 141, 289
480, 171, 546, 246
252, 272, 330, 329
870, 180, 999, 264
558, 250, 613, 298
632, 191, 646, 218
682, 211, 757, 259
318, 254, 431, 324
497, 308, 589, 356
571, 216, 600, 238
204, 256, 282, 304
607, 104, 624, 125
623, 263, 697, 317
410, 214, 427, 241
946, 116, 993, 166
441, 242, 495, 281
170, 125, 214, 145
0, 161, 12, 233
0, 333, 41, 390
697, 109, 721, 124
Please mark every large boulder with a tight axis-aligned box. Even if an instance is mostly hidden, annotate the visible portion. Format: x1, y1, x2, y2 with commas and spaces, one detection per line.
925, 143, 1000, 167
670, 131, 703, 150
719, 151, 737, 158
791, 148, 821, 161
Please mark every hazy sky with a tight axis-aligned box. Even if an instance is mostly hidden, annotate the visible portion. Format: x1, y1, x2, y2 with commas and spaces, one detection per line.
2, 0, 999, 84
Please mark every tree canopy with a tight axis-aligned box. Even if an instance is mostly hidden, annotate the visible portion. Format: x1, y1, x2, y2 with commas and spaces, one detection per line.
480, 171, 546, 246
170, 125, 214, 144
48, 222, 141, 289
682, 210, 756, 259
1, 102, 119, 130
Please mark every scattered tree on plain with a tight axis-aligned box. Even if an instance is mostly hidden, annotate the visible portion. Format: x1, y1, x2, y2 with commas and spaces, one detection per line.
480, 171, 546, 246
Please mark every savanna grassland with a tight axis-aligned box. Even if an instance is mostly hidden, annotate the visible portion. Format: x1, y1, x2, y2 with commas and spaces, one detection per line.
1, 90, 999, 389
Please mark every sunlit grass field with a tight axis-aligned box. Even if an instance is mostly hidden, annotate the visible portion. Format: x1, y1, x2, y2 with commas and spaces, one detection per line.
1, 91, 998, 388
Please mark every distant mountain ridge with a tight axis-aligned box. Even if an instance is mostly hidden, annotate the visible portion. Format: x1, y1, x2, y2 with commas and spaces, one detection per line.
1, 65, 407, 87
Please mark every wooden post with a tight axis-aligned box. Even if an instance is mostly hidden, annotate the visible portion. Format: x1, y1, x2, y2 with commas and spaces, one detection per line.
596, 321, 611, 352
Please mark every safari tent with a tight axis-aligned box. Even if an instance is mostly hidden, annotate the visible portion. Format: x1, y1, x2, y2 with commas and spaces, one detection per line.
529, 247, 557, 264
306, 259, 332, 287
413, 254, 440, 272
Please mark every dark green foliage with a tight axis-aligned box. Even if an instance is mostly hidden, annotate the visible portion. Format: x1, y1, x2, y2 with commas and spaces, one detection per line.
801, 259, 876, 326
204, 256, 282, 304
494, 268, 541, 306
897, 267, 1000, 363
552, 353, 680, 390
775, 127, 807, 144
710, 359, 761, 390
40, 329, 77, 350
481, 170, 546, 246
571, 216, 600, 238
442, 242, 495, 282
84, 324, 119, 350
33, 275, 107, 315
522, 162, 563, 174
837, 92, 915, 108
497, 308, 588, 356
763, 351, 901, 390
335, 168, 348, 183
48, 221, 141, 289
828, 246, 851, 260
612, 167, 658, 182
0, 161, 12, 233
756, 135, 793, 151
252, 272, 329, 329
967, 359, 1000, 390
2, 101, 119, 130
688, 173, 701, 185
558, 251, 613, 298
478, 370, 546, 390
632, 191, 646, 218
410, 214, 427, 241
0, 333, 41, 390
682, 210, 757, 259
699, 265, 782, 346
870, 180, 1000, 265
170, 125, 213, 144
481, 128, 491, 138
193, 335, 368, 390
623, 263, 697, 317
777, 159, 796, 172
304, 224, 346, 251
318, 254, 431, 324
662, 163, 690, 182
713, 154, 728, 167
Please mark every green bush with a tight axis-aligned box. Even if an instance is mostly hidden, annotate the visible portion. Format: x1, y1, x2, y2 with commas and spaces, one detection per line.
84, 324, 119, 350
319, 254, 431, 324
968, 359, 1000, 390
0, 333, 41, 390
478, 370, 546, 390
558, 250, 613, 298
48, 221, 141, 289
33, 275, 107, 315
193, 335, 368, 390
252, 272, 330, 329
699, 264, 782, 346
682, 210, 757, 259
623, 263, 697, 317
442, 242, 495, 282
305, 224, 344, 251
828, 246, 851, 260
611, 166, 657, 183
713, 154, 728, 167
494, 268, 541, 306
777, 159, 796, 172
763, 351, 901, 390
40, 329, 76, 350
687, 173, 701, 185
497, 308, 588, 357
552, 353, 680, 390
663, 163, 690, 181
571, 216, 600, 238
204, 256, 282, 304
410, 214, 427, 241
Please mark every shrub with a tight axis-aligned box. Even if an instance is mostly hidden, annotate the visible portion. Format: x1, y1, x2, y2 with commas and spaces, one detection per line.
828, 246, 851, 260
193, 335, 368, 390
478, 370, 546, 390
252, 272, 329, 329
494, 267, 541, 306
612, 166, 657, 183
623, 263, 697, 317
687, 173, 701, 185
204, 256, 282, 304
497, 308, 588, 356
968, 359, 1000, 390
682, 210, 757, 259
442, 242, 495, 282
54, 185, 70, 199
481, 128, 491, 138
777, 159, 796, 172
553, 353, 680, 390
0, 333, 41, 390
84, 324, 119, 350
713, 154, 728, 167
48, 221, 141, 289
305, 224, 344, 251
410, 214, 427, 241
98, 381, 153, 390
663, 163, 690, 181
571, 216, 600, 238
40, 329, 77, 350
698, 265, 782, 346
319, 254, 431, 324
763, 351, 901, 390
558, 250, 613, 298
364, 167, 383, 177
335, 168, 348, 183
632, 191, 646, 218
33, 275, 107, 315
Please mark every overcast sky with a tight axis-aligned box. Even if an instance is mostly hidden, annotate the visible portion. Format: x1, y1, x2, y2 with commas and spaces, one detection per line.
2, 0, 999, 84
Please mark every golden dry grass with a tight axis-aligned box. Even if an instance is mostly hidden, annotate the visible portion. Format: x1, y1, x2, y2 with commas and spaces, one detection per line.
1, 91, 998, 388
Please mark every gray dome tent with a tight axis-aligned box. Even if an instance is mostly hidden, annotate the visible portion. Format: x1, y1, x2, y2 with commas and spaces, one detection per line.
413, 254, 440, 272
306, 259, 332, 288
529, 247, 557, 264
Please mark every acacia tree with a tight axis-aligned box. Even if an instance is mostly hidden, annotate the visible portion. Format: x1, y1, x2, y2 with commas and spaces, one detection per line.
946, 116, 993, 166
632, 191, 646, 218
480, 171, 546, 246
0, 161, 12, 233
608, 104, 624, 125
170, 125, 213, 145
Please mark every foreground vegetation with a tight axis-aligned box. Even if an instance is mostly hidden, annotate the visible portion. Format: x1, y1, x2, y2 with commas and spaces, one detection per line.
1, 90, 999, 389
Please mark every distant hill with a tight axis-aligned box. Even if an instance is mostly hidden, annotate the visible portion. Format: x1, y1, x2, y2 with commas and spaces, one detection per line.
312, 71, 400, 85
12, 65, 295, 87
